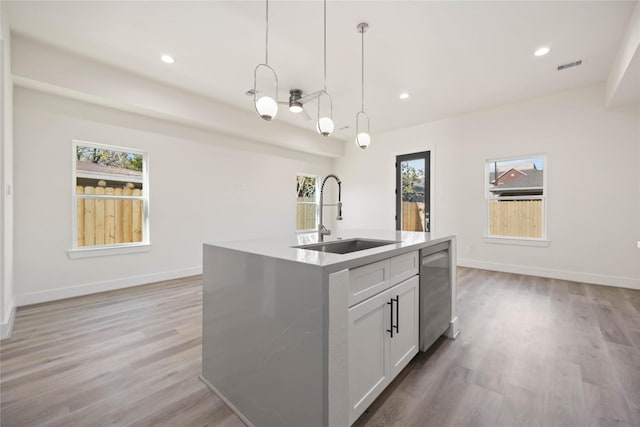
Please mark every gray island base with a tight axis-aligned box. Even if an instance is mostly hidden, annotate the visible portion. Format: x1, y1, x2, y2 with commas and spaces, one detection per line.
201, 230, 458, 427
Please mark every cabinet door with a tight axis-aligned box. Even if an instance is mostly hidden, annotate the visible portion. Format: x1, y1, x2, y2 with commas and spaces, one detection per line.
348, 290, 391, 425
388, 275, 420, 379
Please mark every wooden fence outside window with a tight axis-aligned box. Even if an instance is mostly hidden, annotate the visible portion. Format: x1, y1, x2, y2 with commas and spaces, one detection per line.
489, 199, 543, 238
76, 185, 143, 247
296, 197, 317, 231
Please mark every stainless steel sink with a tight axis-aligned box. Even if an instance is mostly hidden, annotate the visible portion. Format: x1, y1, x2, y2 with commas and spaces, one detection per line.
293, 238, 399, 254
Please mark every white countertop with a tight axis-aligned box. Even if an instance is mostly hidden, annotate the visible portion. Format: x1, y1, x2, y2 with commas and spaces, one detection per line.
205, 229, 455, 273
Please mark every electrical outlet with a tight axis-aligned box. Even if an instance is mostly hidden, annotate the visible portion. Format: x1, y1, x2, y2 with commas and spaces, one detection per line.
637, 241, 640, 249
465, 245, 473, 256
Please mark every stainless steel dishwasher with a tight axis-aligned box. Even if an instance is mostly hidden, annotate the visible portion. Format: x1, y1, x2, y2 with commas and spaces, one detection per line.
419, 242, 451, 351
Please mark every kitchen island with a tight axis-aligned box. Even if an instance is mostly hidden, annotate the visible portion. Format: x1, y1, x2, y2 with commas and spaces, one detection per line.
201, 230, 458, 427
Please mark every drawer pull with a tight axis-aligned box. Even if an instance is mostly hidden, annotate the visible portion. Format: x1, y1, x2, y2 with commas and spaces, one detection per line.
386, 299, 394, 338
394, 295, 399, 334
386, 296, 400, 337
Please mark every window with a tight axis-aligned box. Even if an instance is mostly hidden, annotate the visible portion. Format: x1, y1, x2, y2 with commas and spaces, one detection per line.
73, 140, 149, 250
296, 174, 318, 232
486, 155, 546, 241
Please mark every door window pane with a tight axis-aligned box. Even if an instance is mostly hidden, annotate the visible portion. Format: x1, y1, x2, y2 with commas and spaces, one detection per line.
396, 153, 429, 232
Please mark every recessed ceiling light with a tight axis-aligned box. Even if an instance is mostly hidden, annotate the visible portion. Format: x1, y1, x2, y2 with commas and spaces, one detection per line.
534, 47, 550, 57
399, 92, 410, 99
161, 55, 175, 64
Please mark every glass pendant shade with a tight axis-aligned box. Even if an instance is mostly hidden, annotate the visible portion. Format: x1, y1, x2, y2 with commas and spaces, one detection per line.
316, 90, 334, 137
355, 110, 370, 149
317, 116, 334, 136
256, 96, 278, 121
355, 132, 371, 149
253, 63, 279, 121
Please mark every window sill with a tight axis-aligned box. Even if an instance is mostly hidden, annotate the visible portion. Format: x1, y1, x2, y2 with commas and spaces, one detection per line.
68, 243, 151, 259
483, 236, 550, 247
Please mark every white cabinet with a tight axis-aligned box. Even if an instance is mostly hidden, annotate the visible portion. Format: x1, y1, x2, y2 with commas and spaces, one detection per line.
389, 276, 419, 379
348, 274, 419, 425
348, 286, 391, 422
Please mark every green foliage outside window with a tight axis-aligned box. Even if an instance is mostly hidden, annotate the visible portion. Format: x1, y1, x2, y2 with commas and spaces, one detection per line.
76, 146, 143, 172
296, 176, 317, 200
401, 163, 424, 202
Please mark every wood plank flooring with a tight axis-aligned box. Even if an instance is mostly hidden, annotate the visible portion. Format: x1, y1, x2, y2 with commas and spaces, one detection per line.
1, 268, 639, 426
353, 268, 640, 427
0, 276, 244, 427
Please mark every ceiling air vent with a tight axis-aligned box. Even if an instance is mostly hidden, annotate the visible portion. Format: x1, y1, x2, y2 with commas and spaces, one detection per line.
557, 60, 583, 71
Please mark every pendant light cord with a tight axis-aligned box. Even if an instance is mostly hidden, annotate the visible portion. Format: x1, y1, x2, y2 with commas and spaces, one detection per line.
323, 0, 327, 91
361, 26, 365, 112
265, 0, 269, 64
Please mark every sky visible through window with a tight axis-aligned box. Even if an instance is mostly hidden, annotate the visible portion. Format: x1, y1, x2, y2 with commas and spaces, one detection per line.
403, 158, 424, 173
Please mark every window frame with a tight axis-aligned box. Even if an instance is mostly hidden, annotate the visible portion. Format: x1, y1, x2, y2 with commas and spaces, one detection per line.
484, 154, 549, 246
295, 173, 320, 233
69, 140, 150, 258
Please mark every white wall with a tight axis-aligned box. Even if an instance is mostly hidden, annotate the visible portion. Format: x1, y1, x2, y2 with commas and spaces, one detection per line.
13, 88, 335, 304
606, 1, 640, 107
11, 35, 344, 159
0, 2, 15, 338
336, 84, 640, 289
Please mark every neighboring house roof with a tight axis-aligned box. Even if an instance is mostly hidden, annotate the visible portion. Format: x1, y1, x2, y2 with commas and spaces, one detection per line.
76, 160, 143, 183
490, 169, 543, 193
495, 168, 525, 183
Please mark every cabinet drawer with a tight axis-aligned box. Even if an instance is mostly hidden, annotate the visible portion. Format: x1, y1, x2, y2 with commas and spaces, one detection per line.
348, 251, 419, 307
389, 251, 419, 285
348, 259, 389, 307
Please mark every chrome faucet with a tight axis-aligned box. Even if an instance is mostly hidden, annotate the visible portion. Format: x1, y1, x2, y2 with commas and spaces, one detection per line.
318, 174, 343, 242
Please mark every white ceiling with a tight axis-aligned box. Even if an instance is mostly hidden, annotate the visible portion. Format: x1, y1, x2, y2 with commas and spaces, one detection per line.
7, 1, 637, 140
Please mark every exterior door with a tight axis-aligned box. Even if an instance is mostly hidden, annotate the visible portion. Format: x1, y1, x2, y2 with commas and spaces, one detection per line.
396, 151, 430, 232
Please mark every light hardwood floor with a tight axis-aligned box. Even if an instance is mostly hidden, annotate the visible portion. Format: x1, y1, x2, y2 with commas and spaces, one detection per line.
1, 268, 639, 426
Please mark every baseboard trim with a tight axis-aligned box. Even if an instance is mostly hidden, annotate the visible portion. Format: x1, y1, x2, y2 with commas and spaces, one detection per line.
14, 266, 202, 306
199, 375, 255, 427
1, 304, 16, 340
457, 258, 640, 290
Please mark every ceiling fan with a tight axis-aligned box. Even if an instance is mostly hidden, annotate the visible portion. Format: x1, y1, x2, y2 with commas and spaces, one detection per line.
282, 89, 326, 121
246, 88, 323, 121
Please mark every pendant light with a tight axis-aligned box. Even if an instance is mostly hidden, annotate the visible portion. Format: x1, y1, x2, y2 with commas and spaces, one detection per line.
316, 0, 334, 137
253, 0, 278, 121
355, 22, 371, 149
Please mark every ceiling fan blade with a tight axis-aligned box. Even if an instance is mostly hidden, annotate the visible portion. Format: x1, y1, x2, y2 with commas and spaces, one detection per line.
298, 90, 322, 105
247, 88, 288, 105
